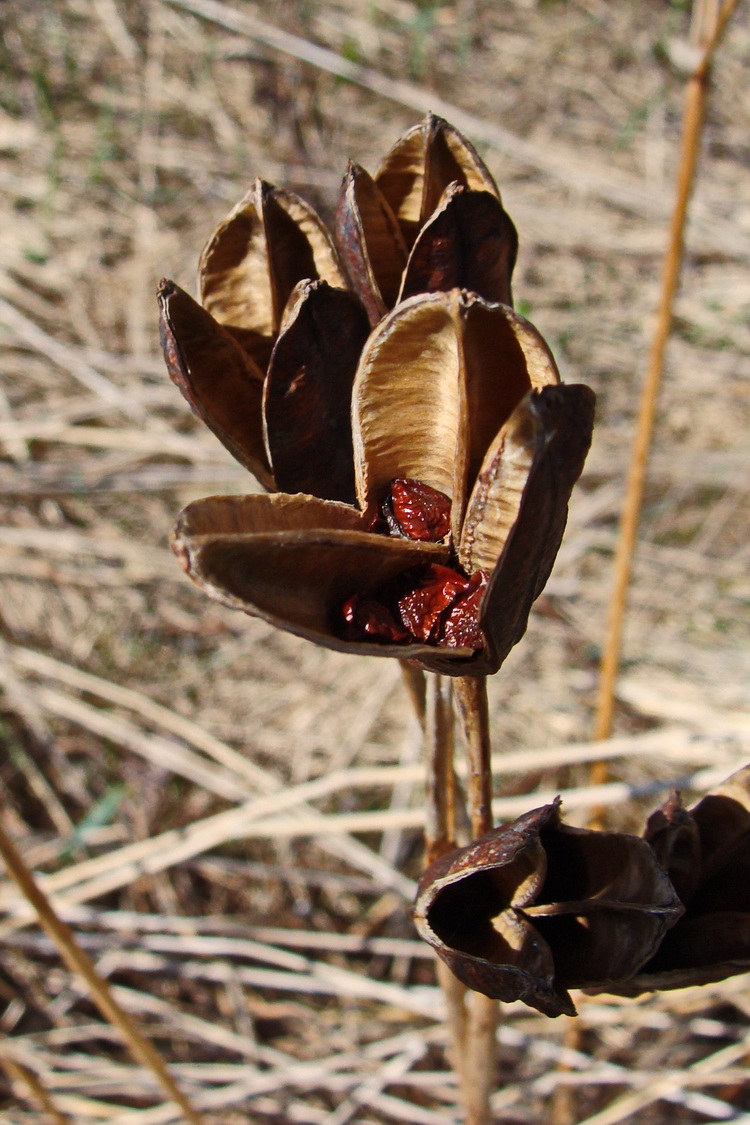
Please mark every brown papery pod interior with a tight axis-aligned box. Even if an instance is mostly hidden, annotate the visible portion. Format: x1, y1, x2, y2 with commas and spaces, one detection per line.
415, 801, 682, 1016
199, 179, 345, 370
335, 162, 408, 326
375, 114, 500, 247
399, 184, 518, 309
458, 397, 538, 579
352, 290, 465, 532
157, 279, 273, 490
263, 280, 370, 505
353, 291, 557, 548
174, 492, 365, 538
461, 302, 559, 497
414, 803, 575, 1017
464, 384, 595, 673
171, 492, 452, 657
529, 820, 684, 988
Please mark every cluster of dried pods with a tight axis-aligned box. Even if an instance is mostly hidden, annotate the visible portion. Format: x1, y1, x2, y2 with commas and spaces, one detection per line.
158, 114, 595, 677
158, 116, 749, 1017
415, 765, 750, 1016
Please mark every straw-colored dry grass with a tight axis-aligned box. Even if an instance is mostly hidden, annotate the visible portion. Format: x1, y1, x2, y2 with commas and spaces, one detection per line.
1, 0, 749, 1121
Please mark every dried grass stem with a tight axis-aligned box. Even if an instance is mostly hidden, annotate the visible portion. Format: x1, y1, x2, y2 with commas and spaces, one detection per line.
0, 818, 204, 1125
593, 0, 741, 746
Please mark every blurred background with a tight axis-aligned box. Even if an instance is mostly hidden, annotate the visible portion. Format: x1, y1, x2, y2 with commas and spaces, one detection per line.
0, 0, 749, 1121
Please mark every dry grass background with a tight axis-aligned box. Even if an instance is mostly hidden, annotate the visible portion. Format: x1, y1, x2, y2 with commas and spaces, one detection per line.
0, 0, 749, 1121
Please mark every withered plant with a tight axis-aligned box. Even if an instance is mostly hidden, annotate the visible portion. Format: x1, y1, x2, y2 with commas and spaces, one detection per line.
155, 105, 748, 1123
0, 1, 747, 1123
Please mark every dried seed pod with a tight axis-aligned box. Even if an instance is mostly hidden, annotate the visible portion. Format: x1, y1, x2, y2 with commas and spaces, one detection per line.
199, 178, 347, 370
398, 183, 518, 308
171, 492, 452, 660
160, 118, 595, 675
414, 801, 683, 1017
170, 288, 594, 675
458, 382, 596, 675
157, 279, 274, 490
352, 290, 560, 541
616, 765, 750, 993
263, 280, 370, 504
335, 161, 408, 326
641, 789, 701, 904
375, 113, 500, 248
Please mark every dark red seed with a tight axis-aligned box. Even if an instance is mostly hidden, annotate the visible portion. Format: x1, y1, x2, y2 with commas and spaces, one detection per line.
384, 478, 451, 542
341, 563, 487, 652
397, 564, 471, 643
342, 594, 410, 644
439, 569, 488, 649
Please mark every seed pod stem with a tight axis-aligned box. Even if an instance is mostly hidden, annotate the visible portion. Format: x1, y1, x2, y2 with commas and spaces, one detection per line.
452, 673, 498, 1122
464, 991, 500, 1125
400, 662, 427, 728
454, 675, 493, 837
424, 674, 458, 865
422, 674, 474, 1107
435, 958, 469, 1072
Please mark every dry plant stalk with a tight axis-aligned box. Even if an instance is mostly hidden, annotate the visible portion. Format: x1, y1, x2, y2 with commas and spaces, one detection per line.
444, 675, 499, 1124
0, 819, 204, 1125
559, 7, 743, 1120
421, 677, 474, 1111
593, 0, 742, 749
0, 1054, 72, 1125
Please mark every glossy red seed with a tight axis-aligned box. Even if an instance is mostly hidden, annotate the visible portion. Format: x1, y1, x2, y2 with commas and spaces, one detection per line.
439, 569, 488, 649
342, 594, 410, 643
397, 564, 471, 643
385, 478, 451, 542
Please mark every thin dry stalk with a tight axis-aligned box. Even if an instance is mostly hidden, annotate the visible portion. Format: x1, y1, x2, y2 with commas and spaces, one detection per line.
422, 675, 471, 1107
452, 675, 498, 1125
577, 13, 744, 1106
462, 990, 500, 1125
401, 662, 427, 729
549, 1017, 580, 1125
453, 677, 493, 839
592, 0, 741, 751
0, 1053, 72, 1125
423, 675, 457, 866
0, 817, 204, 1125
435, 960, 469, 1081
